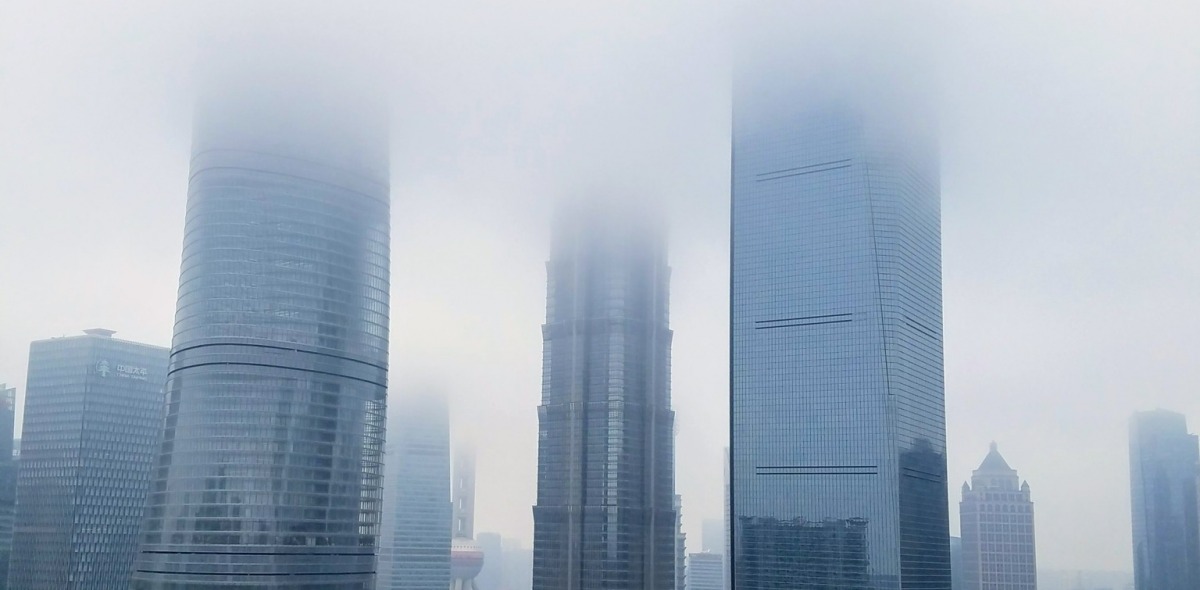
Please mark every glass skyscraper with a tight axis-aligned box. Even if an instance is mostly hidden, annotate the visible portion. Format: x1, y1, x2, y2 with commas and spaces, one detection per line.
9, 329, 168, 589
131, 42, 390, 588
381, 392, 451, 590
532, 201, 676, 590
1128, 409, 1200, 590
730, 8, 948, 588
0, 384, 16, 590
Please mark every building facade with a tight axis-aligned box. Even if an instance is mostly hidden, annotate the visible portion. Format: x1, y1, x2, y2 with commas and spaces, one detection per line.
1129, 410, 1200, 590
476, 532, 504, 590
949, 537, 964, 590
687, 553, 724, 590
701, 519, 724, 556
451, 445, 483, 590
131, 44, 390, 588
0, 384, 13, 590
676, 494, 688, 590
959, 444, 1037, 590
730, 7, 948, 588
382, 392, 451, 590
9, 330, 168, 589
532, 200, 676, 590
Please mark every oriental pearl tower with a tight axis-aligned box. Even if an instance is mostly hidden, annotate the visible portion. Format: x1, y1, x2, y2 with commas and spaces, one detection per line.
450, 444, 484, 590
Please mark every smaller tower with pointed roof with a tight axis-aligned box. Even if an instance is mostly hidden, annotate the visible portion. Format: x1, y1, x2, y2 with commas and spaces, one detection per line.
959, 443, 1038, 590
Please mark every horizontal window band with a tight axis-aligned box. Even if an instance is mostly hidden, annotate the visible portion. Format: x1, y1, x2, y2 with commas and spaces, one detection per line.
756, 472, 877, 476
757, 465, 879, 476
902, 472, 944, 483
758, 465, 878, 469
756, 164, 853, 182
902, 315, 940, 340
755, 319, 852, 330
171, 341, 387, 372
136, 570, 373, 577
902, 467, 945, 483
140, 551, 373, 556
756, 159, 852, 177
757, 313, 852, 324
166, 361, 386, 388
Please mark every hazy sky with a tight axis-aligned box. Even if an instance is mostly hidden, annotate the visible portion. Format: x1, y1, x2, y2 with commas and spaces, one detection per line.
1, 0, 1197, 573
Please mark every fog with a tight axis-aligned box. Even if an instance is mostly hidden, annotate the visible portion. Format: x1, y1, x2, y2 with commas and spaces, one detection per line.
1, 0, 1197, 575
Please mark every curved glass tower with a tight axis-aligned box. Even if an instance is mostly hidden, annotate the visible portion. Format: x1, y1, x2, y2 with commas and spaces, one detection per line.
132, 58, 390, 588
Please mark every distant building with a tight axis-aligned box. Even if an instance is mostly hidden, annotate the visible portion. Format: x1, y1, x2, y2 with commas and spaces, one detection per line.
501, 538, 533, 590
687, 552, 723, 590
10, 329, 168, 590
723, 448, 730, 590
0, 384, 14, 590
1036, 569, 1134, 590
474, 533, 534, 590
960, 443, 1037, 589
702, 519, 724, 555
382, 393, 451, 590
1129, 410, 1200, 590
532, 200, 676, 590
451, 445, 483, 590
475, 532, 503, 590
950, 536, 965, 590
676, 494, 687, 590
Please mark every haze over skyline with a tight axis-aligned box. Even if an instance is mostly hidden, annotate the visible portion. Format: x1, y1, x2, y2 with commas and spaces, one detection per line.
1, 0, 1197, 575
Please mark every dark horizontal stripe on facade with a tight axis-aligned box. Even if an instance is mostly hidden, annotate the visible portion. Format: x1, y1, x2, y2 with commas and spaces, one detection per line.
756, 313, 852, 324
754, 319, 852, 330
756, 465, 879, 475
165, 361, 386, 388
135, 570, 373, 577
755, 159, 853, 177
902, 315, 941, 340
140, 550, 374, 556
756, 163, 853, 182
901, 467, 945, 483
170, 341, 388, 372
756, 472, 877, 476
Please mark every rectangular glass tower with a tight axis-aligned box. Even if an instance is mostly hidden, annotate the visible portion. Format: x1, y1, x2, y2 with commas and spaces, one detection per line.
9, 329, 168, 590
383, 393, 452, 590
729, 28, 949, 588
1129, 410, 1200, 590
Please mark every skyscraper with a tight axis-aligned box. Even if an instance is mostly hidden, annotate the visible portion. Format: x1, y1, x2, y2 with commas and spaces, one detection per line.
0, 384, 16, 590
959, 443, 1037, 590
475, 532, 504, 590
687, 553, 724, 590
1128, 410, 1200, 590
723, 448, 731, 590
383, 392, 452, 590
676, 494, 688, 590
949, 537, 965, 590
451, 444, 484, 590
701, 518, 724, 556
131, 37, 390, 589
730, 6, 947, 589
9, 329, 168, 589
532, 200, 676, 590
